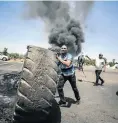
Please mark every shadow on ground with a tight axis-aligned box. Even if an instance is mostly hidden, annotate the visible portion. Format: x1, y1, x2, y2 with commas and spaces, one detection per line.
55, 96, 76, 108
78, 79, 94, 84
65, 97, 76, 108
78, 79, 104, 86
116, 91, 118, 96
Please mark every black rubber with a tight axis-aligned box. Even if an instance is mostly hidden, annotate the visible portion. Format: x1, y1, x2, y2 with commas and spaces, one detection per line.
2, 57, 7, 61
13, 45, 61, 123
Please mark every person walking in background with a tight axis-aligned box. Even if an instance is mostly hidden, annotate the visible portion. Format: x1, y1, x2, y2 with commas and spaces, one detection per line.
77, 52, 86, 80
86, 54, 105, 86
94, 54, 105, 86
77, 52, 85, 71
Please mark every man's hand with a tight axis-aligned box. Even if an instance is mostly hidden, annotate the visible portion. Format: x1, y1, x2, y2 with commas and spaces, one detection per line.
56, 54, 59, 59
56, 56, 71, 67
56, 54, 60, 60
56, 56, 63, 62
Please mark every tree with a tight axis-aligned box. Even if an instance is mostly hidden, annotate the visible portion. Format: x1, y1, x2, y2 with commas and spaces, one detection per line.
108, 59, 116, 67
3, 47, 8, 56
8, 53, 25, 59
109, 62, 114, 67
8, 53, 20, 59
112, 59, 115, 64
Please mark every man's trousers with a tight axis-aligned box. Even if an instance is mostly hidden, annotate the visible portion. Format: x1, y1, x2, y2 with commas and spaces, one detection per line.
57, 73, 80, 103
95, 70, 104, 84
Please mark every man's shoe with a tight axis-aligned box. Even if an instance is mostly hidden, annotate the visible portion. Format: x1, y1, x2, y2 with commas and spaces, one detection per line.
58, 100, 68, 107
101, 81, 104, 86
93, 83, 98, 86
75, 99, 80, 105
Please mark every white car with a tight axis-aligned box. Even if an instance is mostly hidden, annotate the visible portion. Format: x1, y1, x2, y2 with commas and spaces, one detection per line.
112, 63, 118, 69
0, 53, 9, 61
114, 64, 118, 69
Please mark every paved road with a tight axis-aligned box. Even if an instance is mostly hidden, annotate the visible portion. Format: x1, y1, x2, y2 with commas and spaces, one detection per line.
56, 70, 118, 123
75, 66, 118, 74
0, 61, 118, 123
0, 61, 23, 74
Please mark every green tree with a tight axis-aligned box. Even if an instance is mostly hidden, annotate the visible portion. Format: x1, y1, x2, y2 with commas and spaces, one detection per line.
3, 47, 8, 56
108, 59, 116, 67
8, 53, 25, 59
9, 53, 19, 59
109, 62, 115, 67
112, 59, 115, 64
19, 54, 25, 59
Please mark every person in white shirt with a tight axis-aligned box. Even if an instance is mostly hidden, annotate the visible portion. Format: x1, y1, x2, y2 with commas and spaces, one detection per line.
86, 54, 105, 86
94, 54, 105, 86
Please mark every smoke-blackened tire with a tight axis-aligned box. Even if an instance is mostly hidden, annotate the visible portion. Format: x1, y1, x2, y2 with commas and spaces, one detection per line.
13, 46, 61, 123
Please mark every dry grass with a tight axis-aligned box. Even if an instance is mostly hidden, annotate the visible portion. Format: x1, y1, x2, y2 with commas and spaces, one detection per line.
8, 59, 24, 63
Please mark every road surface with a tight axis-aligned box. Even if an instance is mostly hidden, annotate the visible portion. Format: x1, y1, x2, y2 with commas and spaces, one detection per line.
0, 61, 118, 123
57, 69, 118, 123
0, 61, 23, 74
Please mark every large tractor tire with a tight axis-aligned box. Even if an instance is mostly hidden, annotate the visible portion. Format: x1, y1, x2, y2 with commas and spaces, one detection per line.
12, 46, 61, 123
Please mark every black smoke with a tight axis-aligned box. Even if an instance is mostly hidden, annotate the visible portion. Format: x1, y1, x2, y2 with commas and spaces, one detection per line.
25, 1, 93, 56
26, 1, 70, 29
49, 19, 84, 56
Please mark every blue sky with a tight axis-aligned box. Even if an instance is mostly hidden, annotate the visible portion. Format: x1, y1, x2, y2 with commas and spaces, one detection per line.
0, 1, 118, 61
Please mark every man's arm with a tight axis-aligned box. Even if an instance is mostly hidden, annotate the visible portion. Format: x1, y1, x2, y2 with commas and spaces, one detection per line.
102, 59, 106, 68
56, 54, 72, 67
102, 58, 107, 72
85, 55, 96, 66
85, 55, 91, 61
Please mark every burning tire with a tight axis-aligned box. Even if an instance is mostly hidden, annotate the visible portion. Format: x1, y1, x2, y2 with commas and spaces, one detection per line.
13, 46, 61, 123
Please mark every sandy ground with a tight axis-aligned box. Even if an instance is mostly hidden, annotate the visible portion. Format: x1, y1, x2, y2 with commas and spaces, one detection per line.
8, 59, 24, 63
0, 62, 118, 123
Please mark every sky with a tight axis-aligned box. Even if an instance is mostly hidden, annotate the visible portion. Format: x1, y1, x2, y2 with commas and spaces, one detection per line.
0, 1, 118, 62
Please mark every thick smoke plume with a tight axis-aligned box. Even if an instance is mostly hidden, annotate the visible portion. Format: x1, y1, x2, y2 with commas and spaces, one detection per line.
49, 19, 84, 55
25, 1, 93, 56
26, 1, 70, 29
72, 1, 94, 25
